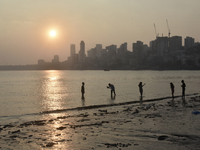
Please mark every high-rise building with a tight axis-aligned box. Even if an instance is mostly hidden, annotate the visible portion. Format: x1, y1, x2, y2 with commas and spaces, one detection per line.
150, 36, 169, 56
168, 36, 182, 51
96, 44, 102, 58
70, 44, 76, 57
68, 44, 78, 64
87, 48, 96, 59
185, 36, 195, 49
38, 59, 45, 65
132, 41, 143, 65
106, 44, 117, 56
133, 41, 143, 53
78, 41, 86, 62
52, 55, 59, 63
87, 44, 102, 59
117, 42, 127, 55
156, 37, 168, 56
150, 40, 157, 54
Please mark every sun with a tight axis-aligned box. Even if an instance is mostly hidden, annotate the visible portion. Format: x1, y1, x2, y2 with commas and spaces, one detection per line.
49, 30, 57, 37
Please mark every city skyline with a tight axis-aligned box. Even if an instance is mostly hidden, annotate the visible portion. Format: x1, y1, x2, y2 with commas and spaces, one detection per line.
0, 0, 200, 65
38, 35, 197, 64
1, 33, 198, 66
1, 35, 200, 70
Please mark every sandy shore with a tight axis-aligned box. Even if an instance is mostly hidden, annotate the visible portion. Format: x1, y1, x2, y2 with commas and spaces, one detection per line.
1, 95, 200, 150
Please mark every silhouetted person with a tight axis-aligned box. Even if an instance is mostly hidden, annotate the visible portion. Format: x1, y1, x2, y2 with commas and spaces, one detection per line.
138, 82, 145, 97
81, 82, 85, 99
140, 96, 143, 101
181, 80, 186, 99
170, 82, 175, 99
82, 98, 85, 106
107, 83, 116, 98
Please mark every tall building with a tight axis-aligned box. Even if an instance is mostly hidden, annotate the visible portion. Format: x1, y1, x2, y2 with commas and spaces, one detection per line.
168, 36, 182, 51
96, 44, 102, 58
156, 37, 168, 56
70, 44, 76, 57
106, 44, 117, 56
68, 44, 78, 64
38, 59, 45, 65
117, 42, 127, 55
132, 41, 143, 65
87, 48, 96, 59
150, 40, 157, 54
133, 41, 143, 53
52, 55, 59, 63
87, 44, 102, 59
185, 36, 194, 49
143, 44, 150, 53
78, 41, 86, 62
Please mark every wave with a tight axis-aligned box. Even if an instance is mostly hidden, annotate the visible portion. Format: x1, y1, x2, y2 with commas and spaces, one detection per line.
40, 93, 198, 114
0, 93, 198, 119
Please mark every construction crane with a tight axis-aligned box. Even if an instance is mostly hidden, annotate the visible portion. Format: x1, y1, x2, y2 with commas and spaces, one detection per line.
166, 19, 171, 38
154, 23, 159, 38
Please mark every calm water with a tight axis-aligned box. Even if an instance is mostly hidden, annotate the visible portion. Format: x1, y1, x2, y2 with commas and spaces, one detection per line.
0, 70, 200, 124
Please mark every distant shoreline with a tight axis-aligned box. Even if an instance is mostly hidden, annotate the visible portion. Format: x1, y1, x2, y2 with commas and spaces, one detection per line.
0, 64, 200, 71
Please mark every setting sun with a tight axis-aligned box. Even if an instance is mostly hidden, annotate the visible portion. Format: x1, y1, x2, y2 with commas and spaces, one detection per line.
49, 30, 57, 37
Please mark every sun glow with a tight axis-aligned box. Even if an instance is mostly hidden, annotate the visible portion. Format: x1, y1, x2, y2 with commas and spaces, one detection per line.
49, 30, 57, 37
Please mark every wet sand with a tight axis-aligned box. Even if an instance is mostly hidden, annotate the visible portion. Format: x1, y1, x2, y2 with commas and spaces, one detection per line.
1, 95, 200, 150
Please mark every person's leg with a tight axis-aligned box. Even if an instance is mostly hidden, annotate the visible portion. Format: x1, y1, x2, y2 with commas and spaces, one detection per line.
182, 89, 185, 99
82, 92, 84, 98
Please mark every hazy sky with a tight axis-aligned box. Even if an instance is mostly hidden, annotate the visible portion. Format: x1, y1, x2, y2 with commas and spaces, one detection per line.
0, 0, 200, 65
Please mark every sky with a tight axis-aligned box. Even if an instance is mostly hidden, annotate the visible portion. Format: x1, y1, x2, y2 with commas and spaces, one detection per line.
0, 0, 200, 65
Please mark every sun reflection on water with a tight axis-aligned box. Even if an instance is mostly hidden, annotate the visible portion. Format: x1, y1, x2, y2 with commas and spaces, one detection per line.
38, 71, 73, 149
40, 70, 66, 112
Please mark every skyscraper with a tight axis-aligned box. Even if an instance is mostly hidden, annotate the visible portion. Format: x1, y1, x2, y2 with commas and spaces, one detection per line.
52, 55, 59, 63
155, 37, 168, 56
106, 44, 117, 56
132, 41, 143, 65
70, 44, 76, 57
185, 36, 194, 49
96, 44, 102, 58
117, 42, 127, 55
78, 41, 86, 63
168, 36, 182, 51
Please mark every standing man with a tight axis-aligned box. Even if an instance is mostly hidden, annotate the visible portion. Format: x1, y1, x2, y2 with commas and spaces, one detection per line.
107, 83, 116, 98
138, 82, 145, 98
181, 80, 186, 99
170, 82, 175, 99
81, 82, 85, 99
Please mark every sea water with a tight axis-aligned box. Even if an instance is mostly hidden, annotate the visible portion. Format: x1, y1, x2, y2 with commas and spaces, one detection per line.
0, 70, 199, 125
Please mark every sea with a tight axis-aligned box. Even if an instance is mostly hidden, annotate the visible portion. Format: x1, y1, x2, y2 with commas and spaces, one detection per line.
0, 70, 200, 125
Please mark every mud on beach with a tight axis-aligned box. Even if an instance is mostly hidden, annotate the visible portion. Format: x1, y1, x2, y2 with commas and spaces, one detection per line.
1, 94, 200, 150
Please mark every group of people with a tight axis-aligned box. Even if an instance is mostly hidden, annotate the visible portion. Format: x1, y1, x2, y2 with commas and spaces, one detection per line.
81, 82, 116, 99
81, 80, 186, 100
138, 80, 186, 100
170, 80, 186, 99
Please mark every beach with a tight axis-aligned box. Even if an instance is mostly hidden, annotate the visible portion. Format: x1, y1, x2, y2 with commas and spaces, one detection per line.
1, 94, 200, 150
